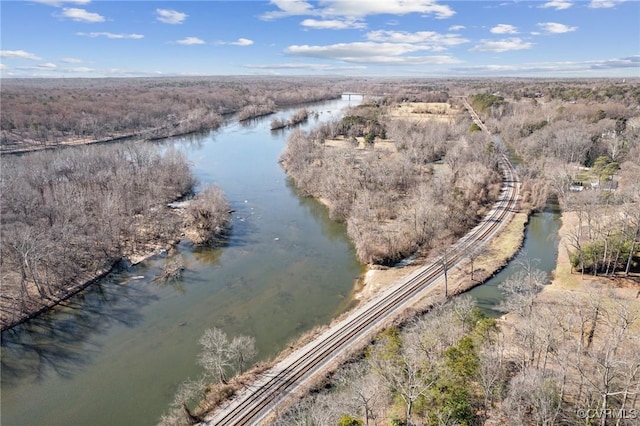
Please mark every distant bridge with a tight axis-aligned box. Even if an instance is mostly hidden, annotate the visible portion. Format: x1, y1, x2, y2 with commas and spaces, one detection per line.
342, 92, 385, 100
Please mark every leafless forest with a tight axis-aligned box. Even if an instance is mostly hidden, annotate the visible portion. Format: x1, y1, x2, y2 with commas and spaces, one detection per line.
282, 79, 640, 274
274, 286, 639, 426
281, 101, 503, 265
1, 77, 638, 424
0, 76, 354, 330
0, 76, 345, 152
274, 78, 639, 425
478, 83, 640, 278
0, 142, 233, 330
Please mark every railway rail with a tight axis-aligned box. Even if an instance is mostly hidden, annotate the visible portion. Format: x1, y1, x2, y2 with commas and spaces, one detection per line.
203, 102, 519, 426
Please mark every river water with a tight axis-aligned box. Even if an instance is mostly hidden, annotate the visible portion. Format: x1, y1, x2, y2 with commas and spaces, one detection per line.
468, 199, 562, 316
0, 98, 562, 426
1, 97, 364, 426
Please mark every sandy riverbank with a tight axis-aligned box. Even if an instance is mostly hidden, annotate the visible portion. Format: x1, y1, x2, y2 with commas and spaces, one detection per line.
355, 211, 530, 305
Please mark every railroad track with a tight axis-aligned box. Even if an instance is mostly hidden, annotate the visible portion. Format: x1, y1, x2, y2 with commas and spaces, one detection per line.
203, 104, 519, 426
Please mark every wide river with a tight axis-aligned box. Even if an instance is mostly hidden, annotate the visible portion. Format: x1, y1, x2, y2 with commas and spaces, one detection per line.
0, 97, 561, 426
1, 97, 365, 426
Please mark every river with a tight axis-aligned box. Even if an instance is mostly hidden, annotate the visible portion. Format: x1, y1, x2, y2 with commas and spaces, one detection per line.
1, 97, 364, 426
468, 198, 562, 316
0, 99, 562, 426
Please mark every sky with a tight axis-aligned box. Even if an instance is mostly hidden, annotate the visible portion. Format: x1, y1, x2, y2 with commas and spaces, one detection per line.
1, 0, 639, 78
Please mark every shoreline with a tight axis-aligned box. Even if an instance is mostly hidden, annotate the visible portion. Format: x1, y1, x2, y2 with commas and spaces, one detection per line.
0, 220, 182, 333
354, 210, 531, 305
0, 194, 230, 332
511, 210, 640, 307
497, 209, 640, 360
195, 207, 532, 420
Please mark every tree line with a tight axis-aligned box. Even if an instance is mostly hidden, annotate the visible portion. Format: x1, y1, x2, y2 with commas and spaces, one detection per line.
273, 270, 640, 425
281, 101, 503, 265
0, 142, 230, 330
0, 76, 347, 152
466, 81, 639, 277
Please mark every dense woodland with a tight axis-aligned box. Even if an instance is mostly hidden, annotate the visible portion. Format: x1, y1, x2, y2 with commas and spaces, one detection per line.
473, 83, 640, 278
0, 76, 358, 329
273, 285, 639, 426
1, 77, 638, 424
0, 76, 345, 152
281, 79, 640, 272
272, 79, 640, 425
0, 143, 230, 330
281, 101, 503, 265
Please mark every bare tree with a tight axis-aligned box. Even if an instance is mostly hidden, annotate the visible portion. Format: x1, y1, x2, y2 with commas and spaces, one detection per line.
228, 335, 257, 374
498, 258, 547, 318
158, 377, 206, 426
502, 368, 562, 426
336, 362, 387, 426
198, 327, 232, 384
369, 331, 438, 424
184, 184, 231, 245
478, 341, 507, 424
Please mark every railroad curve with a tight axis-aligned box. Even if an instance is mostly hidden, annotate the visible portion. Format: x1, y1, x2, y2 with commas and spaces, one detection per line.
202, 101, 519, 426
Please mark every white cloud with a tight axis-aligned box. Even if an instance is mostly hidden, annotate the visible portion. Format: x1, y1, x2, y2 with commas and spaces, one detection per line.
471, 38, 534, 52
61, 57, 84, 63
301, 18, 366, 30
285, 41, 459, 64
67, 67, 94, 72
490, 24, 518, 34
231, 38, 254, 46
587, 55, 639, 69
448, 25, 466, 31
366, 30, 468, 50
262, 0, 455, 20
0, 64, 7, 70
537, 22, 577, 34
451, 55, 640, 75
0, 50, 42, 60
156, 9, 187, 24
33, 0, 90, 6
77, 32, 144, 39
321, 0, 456, 19
588, 0, 627, 8
243, 63, 367, 71
16, 62, 58, 71
287, 42, 421, 58
60, 8, 104, 22
216, 38, 254, 46
176, 37, 205, 45
360, 55, 459, 65
262, 0, 315, 19
539, 0, 573, 9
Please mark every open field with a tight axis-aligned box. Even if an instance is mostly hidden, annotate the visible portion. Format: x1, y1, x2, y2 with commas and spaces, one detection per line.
388, 101, 458, 124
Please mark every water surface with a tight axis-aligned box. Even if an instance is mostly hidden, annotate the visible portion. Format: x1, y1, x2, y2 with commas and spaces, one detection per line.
1, 98, 364, 426
468, 200, 562, 316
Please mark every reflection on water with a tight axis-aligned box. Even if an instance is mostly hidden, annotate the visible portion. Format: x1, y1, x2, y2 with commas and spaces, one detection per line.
1, 98, 363, 426
1, 263, 160, 386
468, 200, 562, 316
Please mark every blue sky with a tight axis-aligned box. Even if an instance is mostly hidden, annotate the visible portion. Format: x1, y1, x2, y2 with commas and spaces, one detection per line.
1, 0, 638, 78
